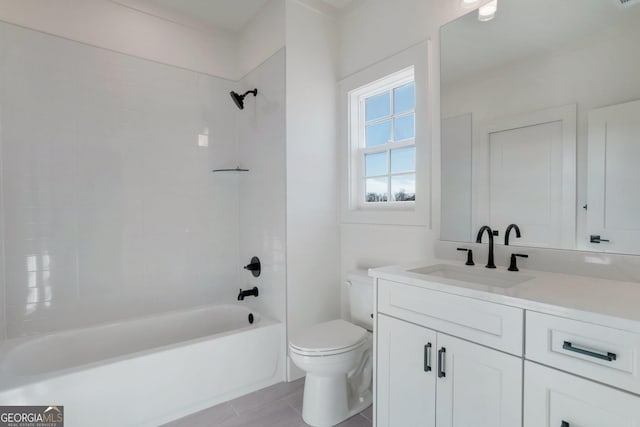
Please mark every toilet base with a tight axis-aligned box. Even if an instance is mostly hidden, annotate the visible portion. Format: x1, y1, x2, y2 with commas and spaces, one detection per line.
301, 373, 372, 427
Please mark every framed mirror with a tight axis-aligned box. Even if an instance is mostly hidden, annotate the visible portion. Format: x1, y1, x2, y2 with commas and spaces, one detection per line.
440, 0, 640, 254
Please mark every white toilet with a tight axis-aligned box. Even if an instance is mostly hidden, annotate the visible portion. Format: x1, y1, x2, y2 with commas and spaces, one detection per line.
289, 272, 373, 427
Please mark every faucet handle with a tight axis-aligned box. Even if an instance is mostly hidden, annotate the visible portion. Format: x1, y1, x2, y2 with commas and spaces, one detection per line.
508, 253, 529, 272
457, 248, 475, 266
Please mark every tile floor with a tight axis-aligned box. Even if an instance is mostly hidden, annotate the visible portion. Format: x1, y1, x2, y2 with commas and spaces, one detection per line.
163, 379, 372, 427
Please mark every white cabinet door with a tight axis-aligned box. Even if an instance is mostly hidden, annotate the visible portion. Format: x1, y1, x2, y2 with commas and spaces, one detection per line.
435, 334, 522, 427
377, 314, 437, 427
587, 99, 640, 253
524, 361, 640, 427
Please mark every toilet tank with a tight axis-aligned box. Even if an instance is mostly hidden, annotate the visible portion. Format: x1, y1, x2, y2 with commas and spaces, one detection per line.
346, 271, 374, 330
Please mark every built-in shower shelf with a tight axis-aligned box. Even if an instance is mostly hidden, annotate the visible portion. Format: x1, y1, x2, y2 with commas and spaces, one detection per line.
212, 167, 250, 173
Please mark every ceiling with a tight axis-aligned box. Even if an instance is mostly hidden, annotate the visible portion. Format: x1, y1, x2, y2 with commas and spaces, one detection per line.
142, 0, 354, 32
145, 0, 270, 32
441, 0, 640, 86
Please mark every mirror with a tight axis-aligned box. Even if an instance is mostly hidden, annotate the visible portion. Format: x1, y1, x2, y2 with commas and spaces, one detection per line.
440, 0, 640, 255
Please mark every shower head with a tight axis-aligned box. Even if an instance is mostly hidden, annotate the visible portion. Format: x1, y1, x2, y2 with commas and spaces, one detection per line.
230, 89, 258, 110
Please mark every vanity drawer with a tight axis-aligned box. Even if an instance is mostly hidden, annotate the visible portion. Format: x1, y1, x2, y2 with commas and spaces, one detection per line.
524, 361, 640, 427
526, 311, 640, 395
377, 279, 523, 355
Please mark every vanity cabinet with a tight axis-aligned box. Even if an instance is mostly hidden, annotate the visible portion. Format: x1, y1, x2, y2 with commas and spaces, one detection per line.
376, 314, 436, 427
373, 273, 640, 427
524, 361, 640, 426
376, 314, 522, 427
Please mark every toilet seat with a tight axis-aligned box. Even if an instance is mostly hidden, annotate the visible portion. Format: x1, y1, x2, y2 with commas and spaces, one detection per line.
289, 319, 368, 356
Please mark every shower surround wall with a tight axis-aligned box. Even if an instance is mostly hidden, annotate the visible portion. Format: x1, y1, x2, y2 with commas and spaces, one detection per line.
0, 22, 243, 338
237, 49, 287, 326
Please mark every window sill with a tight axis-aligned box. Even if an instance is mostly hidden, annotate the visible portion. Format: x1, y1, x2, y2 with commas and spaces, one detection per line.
341, 202, 428, 226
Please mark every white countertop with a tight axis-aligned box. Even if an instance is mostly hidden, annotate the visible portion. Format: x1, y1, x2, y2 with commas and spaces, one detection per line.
370, 259, 640, 333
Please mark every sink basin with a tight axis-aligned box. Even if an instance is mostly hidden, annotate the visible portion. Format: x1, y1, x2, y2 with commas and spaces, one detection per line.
408, 264, 534, 288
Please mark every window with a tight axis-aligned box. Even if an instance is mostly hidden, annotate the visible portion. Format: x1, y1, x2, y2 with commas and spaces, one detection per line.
349, 67, 416, 207
340, 43, 428, 226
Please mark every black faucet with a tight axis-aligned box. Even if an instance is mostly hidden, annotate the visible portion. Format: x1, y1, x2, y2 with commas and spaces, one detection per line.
476, 226, 496, 269
508, 253, 529, 272
457, 248, 475, 266
504, 224, 521, 246
238, 286, 259, 301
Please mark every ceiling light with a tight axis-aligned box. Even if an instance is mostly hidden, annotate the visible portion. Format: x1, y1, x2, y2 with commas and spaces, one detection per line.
478, 0, 498, 21
461, 0, 480, 7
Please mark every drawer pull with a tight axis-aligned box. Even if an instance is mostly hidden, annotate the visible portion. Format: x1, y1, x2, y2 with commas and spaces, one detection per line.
561, 422, 569, 427
424, 343, 432, 372
438, 347, 446, 378
562, 341, 617, 362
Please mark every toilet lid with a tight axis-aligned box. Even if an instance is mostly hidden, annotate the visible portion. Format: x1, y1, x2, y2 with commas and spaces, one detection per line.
289, 319, 368, 354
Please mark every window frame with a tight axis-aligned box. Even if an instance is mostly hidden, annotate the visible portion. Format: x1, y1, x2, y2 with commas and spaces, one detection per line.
350, 67, 416, 209
339, 41, 429, 227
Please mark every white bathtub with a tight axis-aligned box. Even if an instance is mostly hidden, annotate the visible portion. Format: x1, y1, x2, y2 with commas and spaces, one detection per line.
0, 304, 285, 426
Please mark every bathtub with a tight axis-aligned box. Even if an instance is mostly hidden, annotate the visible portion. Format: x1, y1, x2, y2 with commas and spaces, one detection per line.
0, 304, 285, 426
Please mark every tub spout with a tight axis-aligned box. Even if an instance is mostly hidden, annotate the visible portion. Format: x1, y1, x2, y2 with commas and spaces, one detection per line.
238, 287, 259, 301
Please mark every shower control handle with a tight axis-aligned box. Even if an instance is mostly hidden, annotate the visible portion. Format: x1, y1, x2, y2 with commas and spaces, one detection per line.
244, 262, 260, 271
244, 256, 261, 277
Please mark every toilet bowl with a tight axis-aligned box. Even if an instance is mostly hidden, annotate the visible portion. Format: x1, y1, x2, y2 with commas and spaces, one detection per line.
289, 273, 374, 427
289, 319, 372, 427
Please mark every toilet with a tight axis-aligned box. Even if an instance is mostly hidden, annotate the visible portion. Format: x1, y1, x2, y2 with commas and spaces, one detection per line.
289, 272, 373, 427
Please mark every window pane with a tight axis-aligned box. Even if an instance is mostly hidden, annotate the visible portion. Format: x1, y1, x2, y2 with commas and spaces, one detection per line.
394, 113, 414, 141
394, 82, 415, 113
391, 147, 415, 174
366, 177, 388, 202
365, 91, 390, 121
365, 152, 387, 177
366, 120, 391, 147
391, 174, 416, 202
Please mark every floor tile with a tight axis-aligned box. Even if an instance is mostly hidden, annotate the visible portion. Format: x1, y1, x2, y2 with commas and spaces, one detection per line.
361, 405, 373, 421
284, 387, 304, 414
229, 379, 305, 415
167, 378, 371, 427
335, 414, 371, 427
220, 399, 305, 427
161, 402, 236, 427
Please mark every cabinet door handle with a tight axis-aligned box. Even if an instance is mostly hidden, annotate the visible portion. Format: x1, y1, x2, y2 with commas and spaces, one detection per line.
561, 422, 569, 427
424, 343, 432, 372
438, 347, 446, 378
562, 341, 617, 362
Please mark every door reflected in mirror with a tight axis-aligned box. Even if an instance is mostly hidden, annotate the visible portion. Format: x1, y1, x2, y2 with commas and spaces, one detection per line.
440, 0, 640, 255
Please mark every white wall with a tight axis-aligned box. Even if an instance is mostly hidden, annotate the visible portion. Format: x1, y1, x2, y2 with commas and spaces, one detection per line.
336, 0, 482, 316
0, 21, 240, 337
0, 0, 238, 79
238, 0, 286, 79
285, 0, 340, 380
338, 0, 430, 80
